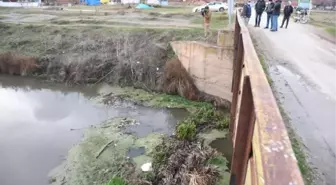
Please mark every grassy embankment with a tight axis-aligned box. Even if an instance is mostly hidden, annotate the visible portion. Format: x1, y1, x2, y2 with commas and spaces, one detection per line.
309, 11, 336, 36
0, 5, 231, 185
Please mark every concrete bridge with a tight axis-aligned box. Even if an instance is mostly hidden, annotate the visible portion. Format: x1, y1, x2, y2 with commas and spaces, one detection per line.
172, 11, 305, 185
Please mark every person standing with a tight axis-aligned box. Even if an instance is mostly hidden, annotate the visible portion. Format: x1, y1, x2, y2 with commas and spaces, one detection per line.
264, 0, 274, 28
241, 0, 252, 25
271, 0, 281, 31
202, 6, 212, 37
280, 1, 294, 28
254, 0, 266, 27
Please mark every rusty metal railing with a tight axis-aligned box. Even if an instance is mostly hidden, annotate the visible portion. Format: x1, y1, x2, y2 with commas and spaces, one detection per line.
228, 11, 305, 185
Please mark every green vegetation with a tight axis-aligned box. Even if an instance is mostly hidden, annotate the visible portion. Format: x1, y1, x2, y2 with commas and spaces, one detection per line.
250, 36, 273, 86
310, 12, 336, 37
325, 26, 336, 36
176, 121, 196, 140
142, 6, 194, 14
108, 87, 212, 111
104, 177, 129, 185
0, 22, 208, 56
192, 12, 228, 29
257, 54, 273, 86
175, 106, 228, 139
207, 156, 230, 185
0, 6, 232, 184
105, 87, 229, 140
216, 116, 230, 130
207, 155, 227, 166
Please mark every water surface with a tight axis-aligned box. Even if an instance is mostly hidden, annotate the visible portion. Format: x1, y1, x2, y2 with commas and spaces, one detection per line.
0, 76, 186, 185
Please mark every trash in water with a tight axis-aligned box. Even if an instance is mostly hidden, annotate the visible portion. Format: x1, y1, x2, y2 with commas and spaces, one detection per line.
141, 162, 152, 172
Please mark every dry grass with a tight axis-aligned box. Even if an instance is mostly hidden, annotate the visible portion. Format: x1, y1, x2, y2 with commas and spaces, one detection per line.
189, 170, 213, 185
160, 58, 199, 100
0, 52, 38, 76
152, 139, 220, 185
310, 11, 336, 36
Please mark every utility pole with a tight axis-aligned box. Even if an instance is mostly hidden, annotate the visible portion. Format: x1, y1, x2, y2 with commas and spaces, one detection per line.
228, 0, 234, 26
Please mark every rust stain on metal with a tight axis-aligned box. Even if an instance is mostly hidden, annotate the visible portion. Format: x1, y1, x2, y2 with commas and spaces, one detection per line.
229, 10, 305, 185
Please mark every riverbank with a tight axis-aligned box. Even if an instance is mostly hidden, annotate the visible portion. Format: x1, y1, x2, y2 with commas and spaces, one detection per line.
0, 7, 232, 185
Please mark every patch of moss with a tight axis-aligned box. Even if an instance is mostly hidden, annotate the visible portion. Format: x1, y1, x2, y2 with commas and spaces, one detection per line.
207, 155, 230, 185
104, 177, 129, 185
49, 117, 165, 185
325, 26, 336, 36
100, 86, 229, 141
216, 116, 230, 130
151, 140, 171, 170
140, 172, 155, 182
99, 86, 213, 112
208, 155, 227, 167
176, 121, 197, 140
257, 54, 273, 86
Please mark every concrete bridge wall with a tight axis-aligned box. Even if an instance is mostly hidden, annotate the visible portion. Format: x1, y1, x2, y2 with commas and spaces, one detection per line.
170, 41, 234, 101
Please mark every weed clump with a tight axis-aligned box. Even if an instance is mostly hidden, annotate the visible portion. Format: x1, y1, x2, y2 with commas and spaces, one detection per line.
176, 121, 196, 140
160, 58, 199, 100
175, 106, 228, 139
216, 116, 230, 130
151, 138, 223, 185
104, 177, 129, 185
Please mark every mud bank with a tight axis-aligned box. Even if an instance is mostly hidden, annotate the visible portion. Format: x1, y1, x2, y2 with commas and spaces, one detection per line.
0, 69, 231, 185
0, 22, 232, 185
0, 23, 230, 105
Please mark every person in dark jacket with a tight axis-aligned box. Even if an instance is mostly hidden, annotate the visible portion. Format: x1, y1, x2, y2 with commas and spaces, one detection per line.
280, 1, 294, 28
271, 0, 281, 31
254, 0, 266, 27
264, 0, 274, 28
241, 0, 252, 25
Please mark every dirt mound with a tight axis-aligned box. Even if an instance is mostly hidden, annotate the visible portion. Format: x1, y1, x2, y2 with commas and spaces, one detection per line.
160, 58, 199, 100
0, 52, 38, 76
152, 138, 221, 185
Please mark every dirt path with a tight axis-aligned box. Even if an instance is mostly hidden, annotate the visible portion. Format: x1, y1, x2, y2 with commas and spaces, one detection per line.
0, 9, 202, 29
249, 11, 336, 185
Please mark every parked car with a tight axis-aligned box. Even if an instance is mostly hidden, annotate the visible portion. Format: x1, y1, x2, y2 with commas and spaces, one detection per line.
192, 2, 228, 12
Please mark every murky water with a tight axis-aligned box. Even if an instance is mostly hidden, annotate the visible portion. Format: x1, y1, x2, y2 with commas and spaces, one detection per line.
0, 76, 187, 185
209, 137, 233, 170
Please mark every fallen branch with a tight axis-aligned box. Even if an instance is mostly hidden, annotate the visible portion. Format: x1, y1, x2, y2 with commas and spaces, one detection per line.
95, 140, 115, 159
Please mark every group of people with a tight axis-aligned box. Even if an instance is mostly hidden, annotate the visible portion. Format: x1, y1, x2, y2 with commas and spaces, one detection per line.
241, 0, 294, 31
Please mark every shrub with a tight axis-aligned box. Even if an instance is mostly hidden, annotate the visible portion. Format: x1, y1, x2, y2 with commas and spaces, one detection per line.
104, 177, 129, 185
176, 122, 196, 140
216, 116, 230, 130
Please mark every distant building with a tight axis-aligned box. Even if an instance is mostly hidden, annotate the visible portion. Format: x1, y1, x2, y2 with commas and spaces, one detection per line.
56, 0, 79, 5
121, 0, 139, 3
147, 0, 168, 5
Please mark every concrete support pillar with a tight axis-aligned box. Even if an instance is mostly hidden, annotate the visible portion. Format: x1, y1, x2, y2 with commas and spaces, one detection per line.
217, 29, 235, 48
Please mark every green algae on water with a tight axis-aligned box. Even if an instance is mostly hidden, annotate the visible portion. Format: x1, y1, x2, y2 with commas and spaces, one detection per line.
49, 118, 164, 185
